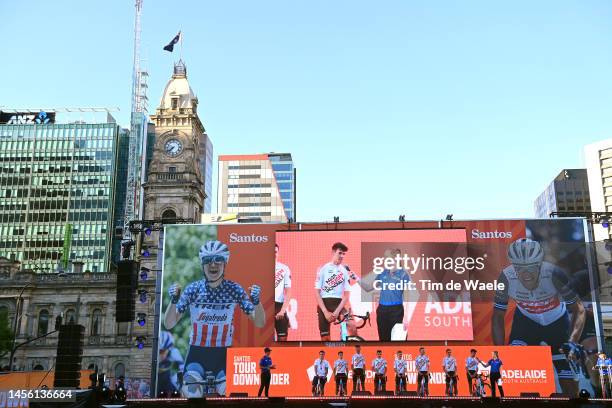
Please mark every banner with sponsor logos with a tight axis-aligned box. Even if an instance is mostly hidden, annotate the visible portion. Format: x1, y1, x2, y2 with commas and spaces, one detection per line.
226, 345, 555, 397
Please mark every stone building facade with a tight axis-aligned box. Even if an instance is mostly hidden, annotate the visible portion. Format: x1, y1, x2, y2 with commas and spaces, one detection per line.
0, 257, 156, 388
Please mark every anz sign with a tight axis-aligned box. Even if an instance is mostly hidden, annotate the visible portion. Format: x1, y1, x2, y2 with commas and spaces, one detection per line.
0, 111, 55, 125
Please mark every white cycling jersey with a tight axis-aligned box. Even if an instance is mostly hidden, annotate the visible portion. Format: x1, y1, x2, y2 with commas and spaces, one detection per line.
352, 353, 366, 369
315, 262, 350, 299
334, 359, 348, 374
275, 261, 292, 303
394, 358, 407, 375
494, 261, 579, 326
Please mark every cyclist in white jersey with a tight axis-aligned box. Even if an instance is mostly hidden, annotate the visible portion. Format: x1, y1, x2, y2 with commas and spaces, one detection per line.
333, 351, 348, 395
415, 347, 430, 396
394, 350, 408, 393
312, 350, 331, 396
274, 244, 292, 341
492, 238, 586, 396
465, 349, 479, 394
372, 350, 388, 392
164, 240, 266, 350
314, 242, 356, 341
443, 349, 458, 396
352, 344, 366, 392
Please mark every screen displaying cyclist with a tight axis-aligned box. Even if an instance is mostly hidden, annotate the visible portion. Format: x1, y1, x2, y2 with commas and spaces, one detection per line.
442, 348, 458, 396
415, 347, 430, 396
164, 240, 266, 349
351, 344, 366, 392
372, 350, 387, 392
314, 242, 356, 341
394, 350, 408, 393
465, 349, 479, 395
312, 350, 330, 396
274, 243, 292, 341
492, 238, 586, 396
333, 351, 348, 396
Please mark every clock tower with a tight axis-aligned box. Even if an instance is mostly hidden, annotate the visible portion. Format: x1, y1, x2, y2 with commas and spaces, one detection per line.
143, 60, 210, 223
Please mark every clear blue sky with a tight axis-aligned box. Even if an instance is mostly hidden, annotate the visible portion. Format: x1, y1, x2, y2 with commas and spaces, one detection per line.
2, 1, 612, 221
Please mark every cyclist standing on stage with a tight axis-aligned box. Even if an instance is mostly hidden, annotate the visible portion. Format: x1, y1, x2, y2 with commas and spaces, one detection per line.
314, 242, 357, 341
333, 351, 348, 396
394, 350, 408, 393
312, 350, 330, 396
465, 349, 479, 395
492, 238, 586, 396
372, 350, 387, 392
443, 349, 458, 396
351, 344, 366, 392
415, 347, 430, 396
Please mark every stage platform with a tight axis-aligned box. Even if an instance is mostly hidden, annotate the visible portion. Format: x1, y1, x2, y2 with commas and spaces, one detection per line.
121, 395, 612, 408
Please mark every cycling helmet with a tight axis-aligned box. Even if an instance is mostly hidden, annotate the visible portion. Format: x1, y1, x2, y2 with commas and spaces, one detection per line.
159, 331, 174, 351
199, 240, 230, 264
507, 238, 544, 266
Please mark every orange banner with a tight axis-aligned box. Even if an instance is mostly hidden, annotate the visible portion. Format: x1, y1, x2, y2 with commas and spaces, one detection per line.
227, 346, 554, 397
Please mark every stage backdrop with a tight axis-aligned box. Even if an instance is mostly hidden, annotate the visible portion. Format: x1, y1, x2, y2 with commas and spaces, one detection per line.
226, 346, 555, 397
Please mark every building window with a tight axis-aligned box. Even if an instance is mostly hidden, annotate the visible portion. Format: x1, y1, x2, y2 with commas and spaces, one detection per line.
114, 362, 126, 379
65, 309, 76, 324
162, 209, 176, 220
91, 309, 102, 336
37, 310, 49, 336
33, 364, 44, 371
168, 166, 177, 173
171, 98, 178, 109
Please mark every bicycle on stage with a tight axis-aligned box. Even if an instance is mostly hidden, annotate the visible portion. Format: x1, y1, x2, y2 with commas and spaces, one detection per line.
334, 310, 371, 341
471, 372, 491, 397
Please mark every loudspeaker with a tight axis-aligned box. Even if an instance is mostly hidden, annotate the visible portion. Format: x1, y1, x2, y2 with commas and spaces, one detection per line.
351, 390, 372, 396
116, 260, 138, 322
549, 393, 570, 398
520, 392, 540, 398
54, 324, 84, 388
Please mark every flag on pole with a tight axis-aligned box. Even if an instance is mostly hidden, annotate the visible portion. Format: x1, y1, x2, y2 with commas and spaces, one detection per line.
163, 31, 181, 52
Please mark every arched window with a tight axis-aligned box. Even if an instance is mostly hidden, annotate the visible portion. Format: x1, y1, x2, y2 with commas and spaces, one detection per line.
91, 309, 102, 336
37, 310, 49, 336
65, 309, 76, 324
114, 362, 125, 379
162, 209, 176, 220
33, 364, 44, 371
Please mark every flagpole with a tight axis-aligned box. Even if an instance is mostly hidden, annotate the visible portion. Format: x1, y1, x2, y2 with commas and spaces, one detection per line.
180, 30, 183, 61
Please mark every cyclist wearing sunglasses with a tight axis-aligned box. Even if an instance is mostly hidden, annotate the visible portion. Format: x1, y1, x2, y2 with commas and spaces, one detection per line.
492, 238, 585, 396
164, 240, 266, 348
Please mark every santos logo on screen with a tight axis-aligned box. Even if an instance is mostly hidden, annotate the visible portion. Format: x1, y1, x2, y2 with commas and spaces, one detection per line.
229, 233, 269, 243
471, 229, 513, 239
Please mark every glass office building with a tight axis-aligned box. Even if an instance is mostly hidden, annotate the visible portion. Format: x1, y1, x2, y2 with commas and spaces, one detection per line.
0, 120, 126, 273
269, 153, 296, 221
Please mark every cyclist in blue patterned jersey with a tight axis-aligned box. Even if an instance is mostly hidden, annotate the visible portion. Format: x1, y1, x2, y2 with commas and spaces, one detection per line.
164, 240, 266, 348
492, 238, 586, 396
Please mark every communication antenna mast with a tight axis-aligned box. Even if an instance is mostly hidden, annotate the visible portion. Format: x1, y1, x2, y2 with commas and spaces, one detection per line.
124, 0, 149, 242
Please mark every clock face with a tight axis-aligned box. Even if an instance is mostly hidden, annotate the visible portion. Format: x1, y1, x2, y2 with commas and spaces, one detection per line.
164, 139, 183, 157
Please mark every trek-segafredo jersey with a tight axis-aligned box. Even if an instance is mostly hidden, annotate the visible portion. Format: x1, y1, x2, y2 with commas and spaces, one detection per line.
315, 262, 350, 298
275, 261, 292, 303
175, 279, 255, 347
494, 261, 579, 326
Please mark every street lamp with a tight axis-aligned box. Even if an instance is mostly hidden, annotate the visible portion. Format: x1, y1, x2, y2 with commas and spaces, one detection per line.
9, 281, 33, 371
